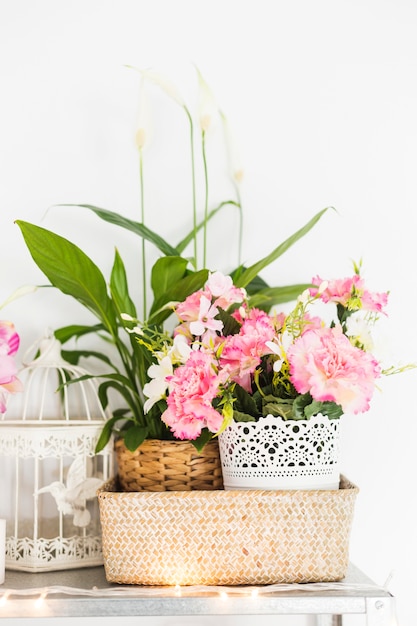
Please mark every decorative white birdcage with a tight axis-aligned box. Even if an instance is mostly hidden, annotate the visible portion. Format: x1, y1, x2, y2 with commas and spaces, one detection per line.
0, 332, 114, 572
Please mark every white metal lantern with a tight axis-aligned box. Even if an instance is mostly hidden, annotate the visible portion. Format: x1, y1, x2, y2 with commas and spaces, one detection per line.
0, 332, 114, 572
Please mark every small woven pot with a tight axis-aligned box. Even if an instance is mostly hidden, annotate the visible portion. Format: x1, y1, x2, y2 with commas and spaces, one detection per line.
115, 438, 224, 492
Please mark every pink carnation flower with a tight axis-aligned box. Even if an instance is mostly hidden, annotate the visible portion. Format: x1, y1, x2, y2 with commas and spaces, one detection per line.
175, 288, 211, 323
310, 275, 362, 306
310, 274, 388, 314
287, 325, 381, 414
219, 308, 275, 391
162, 350, 223, 439
361, 289, 389, 313
175, 290, 223, 338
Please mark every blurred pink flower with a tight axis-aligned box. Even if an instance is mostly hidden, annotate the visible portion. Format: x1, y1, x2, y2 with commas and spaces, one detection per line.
0, 320, 20, 356
0, 320, 23, 413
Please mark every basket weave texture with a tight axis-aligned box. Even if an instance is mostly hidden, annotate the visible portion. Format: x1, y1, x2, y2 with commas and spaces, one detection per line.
115, 438, 224, 491
98, 475, 358, 586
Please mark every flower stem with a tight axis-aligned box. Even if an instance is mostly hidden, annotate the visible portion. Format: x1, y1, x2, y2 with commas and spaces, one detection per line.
201, 129, 209, 268
235, 186, 243, 267
184, 106, 198, 269
139, 149, 147, 318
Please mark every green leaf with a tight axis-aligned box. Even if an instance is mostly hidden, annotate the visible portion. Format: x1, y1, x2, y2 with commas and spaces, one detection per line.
54, 324, 106, 344
233, 207, 334, 288
233, 383, 259, 417
123, 425, 149, 451
151, 256, 188, 302
95, 415, 123, 453
304, 400, 343, 420
262, 397, 295, 419
292, 394, 343, 420
175, 200, 240, 254
191, 428, 213, 453
110, 248, 137, 318
61, 349, 115, 367
248, 284, 313, 310
16, 221, 117, 335
240, 273, 269, 296
216, 308, 241, 336
231, 410, 257, 422
97, 375, 142, 408
148, 269, 209, 324
58, 204, 179, 257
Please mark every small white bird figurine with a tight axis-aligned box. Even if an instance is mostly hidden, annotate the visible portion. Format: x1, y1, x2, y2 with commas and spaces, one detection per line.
36, 456, 104, 527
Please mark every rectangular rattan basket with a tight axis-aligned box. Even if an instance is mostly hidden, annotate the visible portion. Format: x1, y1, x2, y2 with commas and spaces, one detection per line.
97, 475, 358, 586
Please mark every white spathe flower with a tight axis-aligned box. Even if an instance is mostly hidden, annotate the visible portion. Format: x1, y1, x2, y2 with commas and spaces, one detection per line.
135, 75, 152, 152
195, 66, 218, 133
139, 68, 185, 107
221, 112, 244, 186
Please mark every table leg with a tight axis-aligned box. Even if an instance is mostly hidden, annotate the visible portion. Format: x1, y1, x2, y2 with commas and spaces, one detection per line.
316, 616, 343, 626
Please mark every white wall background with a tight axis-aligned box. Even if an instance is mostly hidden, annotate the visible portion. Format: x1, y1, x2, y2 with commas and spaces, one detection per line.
1, 0, 417, 624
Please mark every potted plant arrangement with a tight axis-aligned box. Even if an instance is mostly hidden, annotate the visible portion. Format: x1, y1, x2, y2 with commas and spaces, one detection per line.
11, 65, 414, 587
14, 67, 332, 491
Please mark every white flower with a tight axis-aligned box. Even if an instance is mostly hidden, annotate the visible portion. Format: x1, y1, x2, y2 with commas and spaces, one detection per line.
221, 112, 244, 186
168, 334, 192, 364
266, 331, 293, 372
317, 280, 328, 295
120, 313, 135, 321
143, 355, 173, 412
139, 68, 185, 107
195, 66, 218, 133
345, 316, 374, 352
135, 75, 152, 152
297, 289, 311, 305
206, 271, 233, 297
143, 337, 192, 413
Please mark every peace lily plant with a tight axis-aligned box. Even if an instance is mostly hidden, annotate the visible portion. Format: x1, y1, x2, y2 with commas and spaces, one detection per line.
15, 67, 338, 452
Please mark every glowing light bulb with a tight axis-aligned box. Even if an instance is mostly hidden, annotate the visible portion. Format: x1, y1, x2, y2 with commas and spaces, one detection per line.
34, 592, 47, 608
0, 592, 10, 607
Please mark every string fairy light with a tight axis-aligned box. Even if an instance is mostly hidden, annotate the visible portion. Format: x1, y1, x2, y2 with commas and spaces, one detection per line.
0, 579, 388, 604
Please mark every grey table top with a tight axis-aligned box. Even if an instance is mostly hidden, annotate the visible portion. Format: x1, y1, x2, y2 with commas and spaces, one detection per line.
0, 562, 393, 618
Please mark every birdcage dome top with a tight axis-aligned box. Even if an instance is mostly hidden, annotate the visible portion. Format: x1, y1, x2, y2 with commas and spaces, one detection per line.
1, 330, 109, 426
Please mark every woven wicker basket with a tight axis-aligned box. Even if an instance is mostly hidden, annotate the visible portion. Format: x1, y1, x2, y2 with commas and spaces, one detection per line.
115, 437, 224, 491
97, 475, 358, 586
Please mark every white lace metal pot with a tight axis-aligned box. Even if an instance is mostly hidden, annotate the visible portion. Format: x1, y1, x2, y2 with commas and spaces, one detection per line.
218, 414, 342, 490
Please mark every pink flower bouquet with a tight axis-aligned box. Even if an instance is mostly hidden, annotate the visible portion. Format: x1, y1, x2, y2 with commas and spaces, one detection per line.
137, 266, 401, 447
